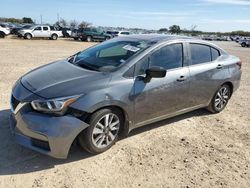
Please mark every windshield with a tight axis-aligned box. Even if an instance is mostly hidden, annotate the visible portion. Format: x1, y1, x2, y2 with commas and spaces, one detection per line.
23, 25, 34, 29
70, 39, 153, 72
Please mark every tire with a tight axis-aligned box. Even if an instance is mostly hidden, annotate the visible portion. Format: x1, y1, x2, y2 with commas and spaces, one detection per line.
207, 84, 232, 113
0, 31, 5, 38
51, 34, 58, 40
78, 108, 123, 154
73, 37, 79, 41
241, 43, 246, 47
24, 33, 32, 40
105, 36, 111, 41
86, 36, 92, 42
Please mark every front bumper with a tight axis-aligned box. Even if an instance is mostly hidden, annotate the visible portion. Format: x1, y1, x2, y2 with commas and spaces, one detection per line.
10, 105, 89, 159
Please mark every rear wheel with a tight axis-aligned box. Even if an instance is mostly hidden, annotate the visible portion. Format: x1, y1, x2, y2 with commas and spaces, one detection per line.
51, 34, 58, 40
78, 108, 123, 154
0, 31, 5, 38
73, 37, 79, 41
241, 42, 246, 47
105, 36, 111, 41
207, 84, 231, 113
86, 36, 92, 42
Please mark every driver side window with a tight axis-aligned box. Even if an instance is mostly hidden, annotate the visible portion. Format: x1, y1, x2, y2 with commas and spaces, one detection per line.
150, 43, 183, 70
34, 27, 42, 31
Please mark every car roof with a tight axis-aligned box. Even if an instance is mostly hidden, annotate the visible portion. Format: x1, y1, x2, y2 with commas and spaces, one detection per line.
121, 34, 193, 42
118, 34, 227, 54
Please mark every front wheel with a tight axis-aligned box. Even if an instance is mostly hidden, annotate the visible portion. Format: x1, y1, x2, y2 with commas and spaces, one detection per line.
78, 108, 123, 154
24, 33, 32, 40
207, 84, 231, 113
0, 31, 5, 38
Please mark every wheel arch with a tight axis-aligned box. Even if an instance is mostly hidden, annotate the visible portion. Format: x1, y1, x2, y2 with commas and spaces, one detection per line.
51, 33, 58, 37
222, 81, 234, 96
25, 32, 33, 37
87, 105, 130, 137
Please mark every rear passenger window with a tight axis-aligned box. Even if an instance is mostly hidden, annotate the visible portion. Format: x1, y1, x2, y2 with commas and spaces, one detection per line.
50, 26, 55, 31
43, 27, 48, 31
190, 44, 211, 65
150, 43, 183, 70
211, 47, 220, 61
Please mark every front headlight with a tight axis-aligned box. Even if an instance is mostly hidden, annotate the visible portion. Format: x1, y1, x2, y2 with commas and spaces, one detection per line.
31, 95, 81, 114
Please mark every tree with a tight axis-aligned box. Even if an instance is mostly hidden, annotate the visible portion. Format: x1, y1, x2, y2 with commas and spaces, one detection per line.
190, 24, 197, 31
22, 17, 34, 24
59, 18, 67, 27
169, 25, 181, 34
69, 20, 78, 29
158, 28, 168, 33
55, 18, 68, 28
79, 21, 92, 28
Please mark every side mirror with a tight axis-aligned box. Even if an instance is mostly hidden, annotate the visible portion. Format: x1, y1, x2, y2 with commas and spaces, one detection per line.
144, 66, 166, 83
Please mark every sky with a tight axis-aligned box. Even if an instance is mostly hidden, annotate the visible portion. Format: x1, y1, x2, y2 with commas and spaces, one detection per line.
1, 0, 250, 32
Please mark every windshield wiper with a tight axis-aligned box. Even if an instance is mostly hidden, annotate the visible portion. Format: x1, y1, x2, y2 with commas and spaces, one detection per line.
77, 63, 100, 72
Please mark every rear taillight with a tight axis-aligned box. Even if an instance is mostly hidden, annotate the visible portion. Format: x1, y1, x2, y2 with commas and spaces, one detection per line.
236, 61, 242, 69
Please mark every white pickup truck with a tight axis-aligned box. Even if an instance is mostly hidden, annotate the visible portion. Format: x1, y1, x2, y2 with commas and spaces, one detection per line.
18, 25, 63, 40
0, 23, 11, 38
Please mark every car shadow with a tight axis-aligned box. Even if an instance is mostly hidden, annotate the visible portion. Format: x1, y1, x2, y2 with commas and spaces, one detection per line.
0, 108, 211, 175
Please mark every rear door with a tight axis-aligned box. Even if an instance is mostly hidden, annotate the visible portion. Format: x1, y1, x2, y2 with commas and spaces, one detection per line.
42, 26, 50, 37
187, 43, 227, 106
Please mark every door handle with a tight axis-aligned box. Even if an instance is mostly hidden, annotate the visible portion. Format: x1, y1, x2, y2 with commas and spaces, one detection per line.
177, 75, 186, 82
216, 64, 224, 69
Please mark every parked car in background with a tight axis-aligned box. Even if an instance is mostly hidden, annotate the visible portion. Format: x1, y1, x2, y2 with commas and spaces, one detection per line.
116, 31, 130, 36
239, 37, 250, 47
56, 26, 72, 37
0, 23, 11, 38
106, 30, 130, 37
11, 24, 34, 35
10, 35, 241, 158
71, 27, 111, 42
106, 30, 119, 38
18, 25, 63, 40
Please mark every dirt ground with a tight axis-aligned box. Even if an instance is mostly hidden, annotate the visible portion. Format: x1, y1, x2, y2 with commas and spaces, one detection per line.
0, 37, 249, 188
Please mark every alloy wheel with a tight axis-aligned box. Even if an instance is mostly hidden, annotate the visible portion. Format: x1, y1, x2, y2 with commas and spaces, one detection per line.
91, 113, 120, 149
214, 86, 230, 110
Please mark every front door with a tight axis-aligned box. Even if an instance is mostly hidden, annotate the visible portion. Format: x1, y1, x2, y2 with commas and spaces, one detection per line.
133, 43, 190, 127
32, 26, 43, 37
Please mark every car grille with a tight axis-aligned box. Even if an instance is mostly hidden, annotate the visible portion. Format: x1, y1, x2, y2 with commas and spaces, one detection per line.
11, 95, 20, 111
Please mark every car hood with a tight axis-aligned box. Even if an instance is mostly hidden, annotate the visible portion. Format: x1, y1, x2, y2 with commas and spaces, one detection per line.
21, 60, 111, 99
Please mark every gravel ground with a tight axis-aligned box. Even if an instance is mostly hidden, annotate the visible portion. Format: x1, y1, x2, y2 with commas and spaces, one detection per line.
0, 38, 249, 188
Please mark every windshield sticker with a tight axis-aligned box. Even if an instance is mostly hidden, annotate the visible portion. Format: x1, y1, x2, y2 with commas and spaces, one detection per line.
123, 45, 140, 52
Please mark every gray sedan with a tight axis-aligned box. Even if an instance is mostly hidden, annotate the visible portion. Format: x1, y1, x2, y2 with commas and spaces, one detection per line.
10, 35, 242, 158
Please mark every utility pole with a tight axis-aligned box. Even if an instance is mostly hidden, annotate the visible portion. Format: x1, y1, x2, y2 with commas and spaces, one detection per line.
40, 14, 43, 24
57, 13, 60, 22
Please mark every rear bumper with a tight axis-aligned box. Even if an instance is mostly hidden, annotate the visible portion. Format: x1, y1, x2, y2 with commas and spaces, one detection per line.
10, 108, 89, 159
232, 70, 242, 93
